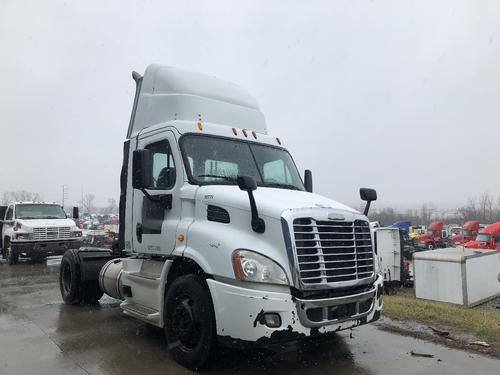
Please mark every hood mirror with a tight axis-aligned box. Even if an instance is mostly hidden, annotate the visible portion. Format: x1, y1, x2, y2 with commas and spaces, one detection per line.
237, 176, 265, 233
304, 170, 313, 193
360, 188, 377, 216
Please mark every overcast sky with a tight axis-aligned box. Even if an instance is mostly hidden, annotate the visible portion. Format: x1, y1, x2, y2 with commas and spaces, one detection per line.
1, 0, 499, 210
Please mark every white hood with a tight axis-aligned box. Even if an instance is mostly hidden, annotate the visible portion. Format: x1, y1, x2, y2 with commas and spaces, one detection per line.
196, 185, 359, 219
16, 218, 77, 229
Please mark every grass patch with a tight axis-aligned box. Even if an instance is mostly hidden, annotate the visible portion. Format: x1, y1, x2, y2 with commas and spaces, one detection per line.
383, 295, 500, 345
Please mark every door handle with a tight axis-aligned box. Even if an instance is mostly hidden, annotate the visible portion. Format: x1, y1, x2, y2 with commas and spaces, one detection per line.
136, 223, 143, 243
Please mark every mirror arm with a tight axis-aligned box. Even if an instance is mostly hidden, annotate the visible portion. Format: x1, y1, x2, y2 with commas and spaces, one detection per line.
246, 191, 265, 233
140, 189, 172, 210
363, 201, 372, 216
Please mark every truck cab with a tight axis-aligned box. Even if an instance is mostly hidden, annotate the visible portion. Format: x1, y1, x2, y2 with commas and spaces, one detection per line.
0, 202, 82, 264
464, 221, 500, 250
451, 220, 480, 245
59, 65, 383, 370
416, 221, 447, 250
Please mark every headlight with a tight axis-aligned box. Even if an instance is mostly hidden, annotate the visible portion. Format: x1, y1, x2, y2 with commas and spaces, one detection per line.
231, 250, 288, 285
15, 233, 32, 240
72, 231, 82, 237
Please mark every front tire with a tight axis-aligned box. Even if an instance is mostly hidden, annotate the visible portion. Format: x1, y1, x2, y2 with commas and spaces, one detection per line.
164, 275, 216, 371
427, 242, 435, 250
6, 241, 19, 265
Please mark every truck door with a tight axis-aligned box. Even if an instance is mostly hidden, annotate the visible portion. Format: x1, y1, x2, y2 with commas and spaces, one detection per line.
132, 130, 182, 255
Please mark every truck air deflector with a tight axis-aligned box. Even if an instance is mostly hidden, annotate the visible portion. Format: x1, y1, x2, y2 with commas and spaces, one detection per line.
129, 65, 267, 137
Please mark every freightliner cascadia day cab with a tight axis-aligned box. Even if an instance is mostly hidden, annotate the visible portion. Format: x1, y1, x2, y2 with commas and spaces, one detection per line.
59, 65, 383, 370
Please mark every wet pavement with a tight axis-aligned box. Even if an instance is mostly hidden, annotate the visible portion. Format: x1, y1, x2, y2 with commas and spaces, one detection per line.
1, 259, 499, 375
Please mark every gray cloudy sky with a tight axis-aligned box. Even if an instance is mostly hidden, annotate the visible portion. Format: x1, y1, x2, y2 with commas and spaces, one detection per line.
1, 0, 499, 209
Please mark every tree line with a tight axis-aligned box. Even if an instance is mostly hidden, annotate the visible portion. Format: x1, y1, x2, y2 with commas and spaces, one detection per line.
369, 192, 500, 226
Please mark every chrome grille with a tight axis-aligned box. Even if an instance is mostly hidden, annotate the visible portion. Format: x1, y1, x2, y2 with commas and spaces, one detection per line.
33, 227, 71, 240
293, 218, 374, 286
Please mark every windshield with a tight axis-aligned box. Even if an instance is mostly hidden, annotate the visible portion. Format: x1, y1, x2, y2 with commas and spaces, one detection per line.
180, 134, 305, 191
15, 204, 67, 220
462, 229, 472, 236
475, 233, 490, 242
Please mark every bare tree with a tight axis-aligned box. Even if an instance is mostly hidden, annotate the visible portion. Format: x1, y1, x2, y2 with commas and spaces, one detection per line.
1, 190, 42, 205
100, 198, 118, 215
79, 193, 95, 215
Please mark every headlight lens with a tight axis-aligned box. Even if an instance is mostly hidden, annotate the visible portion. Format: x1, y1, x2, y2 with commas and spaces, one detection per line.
15, 233, 32, 240
72, 231, 82, 237
232, 250, 288, 285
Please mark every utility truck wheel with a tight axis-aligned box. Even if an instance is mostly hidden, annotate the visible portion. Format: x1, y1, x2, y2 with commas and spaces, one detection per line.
6, 242, 18, 265
164, 275, 216, 371
427, 243, 435, 250
60, 250, 103, 305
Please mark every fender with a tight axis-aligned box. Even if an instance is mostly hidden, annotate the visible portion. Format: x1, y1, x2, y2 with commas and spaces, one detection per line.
69, 248, 117, 281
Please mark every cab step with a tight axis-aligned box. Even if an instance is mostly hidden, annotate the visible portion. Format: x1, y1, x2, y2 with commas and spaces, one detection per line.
121, 302, 160, 324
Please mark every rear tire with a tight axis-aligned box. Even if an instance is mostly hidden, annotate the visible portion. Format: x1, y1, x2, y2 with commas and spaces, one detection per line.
427, 242, 435, 250
59, 250, 103, 305
164, 275, 216, 371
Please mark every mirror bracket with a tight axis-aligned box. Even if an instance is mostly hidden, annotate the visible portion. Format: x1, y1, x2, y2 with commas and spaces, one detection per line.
141, 190, 172, 210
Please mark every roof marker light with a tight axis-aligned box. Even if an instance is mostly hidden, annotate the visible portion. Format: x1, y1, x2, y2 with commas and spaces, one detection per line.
252, 130, 257, 139
232, 127, 238, 136
242, 129, 248, 137
197, 122, 203, 131
276, 137, 281, 145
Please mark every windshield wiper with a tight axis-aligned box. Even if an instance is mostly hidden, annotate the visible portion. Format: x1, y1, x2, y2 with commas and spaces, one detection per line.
197, 174, 237, 182
264, 182, 301, 190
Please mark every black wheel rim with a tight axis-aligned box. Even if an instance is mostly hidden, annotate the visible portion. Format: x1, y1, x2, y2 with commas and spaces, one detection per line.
170, 296, 201, 350
62, 262, 72, 294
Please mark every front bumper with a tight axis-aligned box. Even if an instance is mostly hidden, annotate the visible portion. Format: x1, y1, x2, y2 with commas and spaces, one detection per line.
11, 239, 82, 255
207, 273, 383, 346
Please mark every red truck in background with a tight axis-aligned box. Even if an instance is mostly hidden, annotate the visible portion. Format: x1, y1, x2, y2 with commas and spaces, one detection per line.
415, 221, 452, 250
465, 221, 500, 250
451, 220, 480, 245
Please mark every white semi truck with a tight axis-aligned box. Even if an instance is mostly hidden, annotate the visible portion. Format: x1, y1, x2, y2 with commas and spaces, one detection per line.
59, 65, 383, 370
0, 202, 82, 264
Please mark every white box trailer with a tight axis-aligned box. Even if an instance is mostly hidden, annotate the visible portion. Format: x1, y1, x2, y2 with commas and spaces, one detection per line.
413, 248, 500, 307
373, 227, 403, 283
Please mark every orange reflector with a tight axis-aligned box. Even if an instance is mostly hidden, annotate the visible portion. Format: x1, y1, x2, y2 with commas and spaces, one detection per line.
242, 129, 248, 137
177, 234, 185, 242
276, 137, 281, 145
197, 122, 203, 131
252, 130, 257, 139
232, 127, 238, 136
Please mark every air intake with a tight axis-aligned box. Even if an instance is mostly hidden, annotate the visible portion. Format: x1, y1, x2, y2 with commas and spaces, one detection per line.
207, 205, 230, 224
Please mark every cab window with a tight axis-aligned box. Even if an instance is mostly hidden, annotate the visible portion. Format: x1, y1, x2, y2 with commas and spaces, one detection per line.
145, 140, 176, 189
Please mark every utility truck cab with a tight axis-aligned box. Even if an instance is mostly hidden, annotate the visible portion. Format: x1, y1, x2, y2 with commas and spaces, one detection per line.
59, 65, 383, 370
0, 202, 82, 264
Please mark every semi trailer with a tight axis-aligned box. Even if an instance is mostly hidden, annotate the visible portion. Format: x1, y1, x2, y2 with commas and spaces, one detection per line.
58, 65, 383, 370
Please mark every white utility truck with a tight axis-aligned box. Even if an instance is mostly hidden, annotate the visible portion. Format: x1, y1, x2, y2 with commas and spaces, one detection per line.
59, 65, 383, 370
0, 202, 82, 264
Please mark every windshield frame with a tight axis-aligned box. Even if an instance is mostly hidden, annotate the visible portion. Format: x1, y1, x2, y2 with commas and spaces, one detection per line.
15, 204, 67, 220
179, 133, 305, 191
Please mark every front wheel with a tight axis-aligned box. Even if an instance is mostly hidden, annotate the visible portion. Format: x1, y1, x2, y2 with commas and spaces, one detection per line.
164, 275, 216, 371
427, 242, 435, 250
6, 242, 19, 265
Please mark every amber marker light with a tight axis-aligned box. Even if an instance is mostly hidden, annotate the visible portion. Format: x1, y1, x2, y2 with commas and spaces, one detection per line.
232, 127, 238, 136
252, 130, 257, 139
177, 234, 185, 242
276, 137, 282, 145
242, 129, 248, 137
197, 122, 203, 131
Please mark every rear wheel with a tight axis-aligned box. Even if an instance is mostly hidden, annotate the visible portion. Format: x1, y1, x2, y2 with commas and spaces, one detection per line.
427, 242, 435, 250
164, 275, 216, 371
59, 250, 103, 304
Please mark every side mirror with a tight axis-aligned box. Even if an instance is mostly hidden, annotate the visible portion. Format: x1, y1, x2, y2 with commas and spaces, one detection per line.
237, 175, 257, 191
360, 188, 377, 202
72, 207, 79, 219
359, 187, 377, 216
304, 169, 313, 193
132, 149, 152, 189
237, 176, 265, 233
